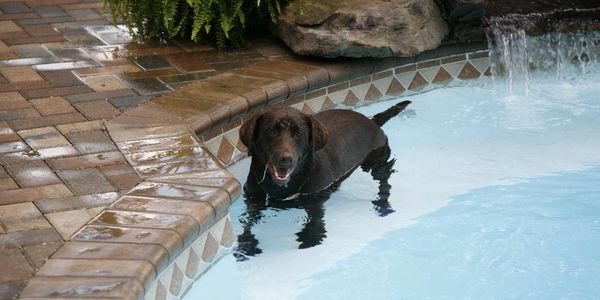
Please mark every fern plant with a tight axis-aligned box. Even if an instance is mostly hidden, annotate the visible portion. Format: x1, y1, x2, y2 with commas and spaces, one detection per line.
103, 0, 289, 48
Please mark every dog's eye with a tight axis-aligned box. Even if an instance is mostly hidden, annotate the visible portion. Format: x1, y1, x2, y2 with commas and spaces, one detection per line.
267, 128, 277, 136
290, 128, 303, 138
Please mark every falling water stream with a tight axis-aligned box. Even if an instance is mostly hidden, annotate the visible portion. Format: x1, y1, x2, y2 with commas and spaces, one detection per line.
487, 15, 600, 96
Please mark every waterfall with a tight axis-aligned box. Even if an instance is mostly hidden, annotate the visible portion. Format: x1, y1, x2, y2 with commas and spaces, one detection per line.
486, 13, 600, 96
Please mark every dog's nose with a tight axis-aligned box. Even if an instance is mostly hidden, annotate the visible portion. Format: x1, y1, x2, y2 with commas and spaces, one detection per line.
278, 155, 293, 168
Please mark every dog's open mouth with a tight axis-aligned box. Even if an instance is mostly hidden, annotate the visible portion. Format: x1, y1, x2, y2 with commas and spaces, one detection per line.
268, 165, 293, 185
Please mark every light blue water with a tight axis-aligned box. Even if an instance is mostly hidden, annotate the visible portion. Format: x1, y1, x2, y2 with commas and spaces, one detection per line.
186, 65, 600, 300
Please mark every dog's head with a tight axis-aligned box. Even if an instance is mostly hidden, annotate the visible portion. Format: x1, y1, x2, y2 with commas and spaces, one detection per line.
240, 107, 328, 186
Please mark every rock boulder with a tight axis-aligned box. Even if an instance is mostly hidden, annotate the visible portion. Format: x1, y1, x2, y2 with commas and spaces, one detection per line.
276, 0, 449, 58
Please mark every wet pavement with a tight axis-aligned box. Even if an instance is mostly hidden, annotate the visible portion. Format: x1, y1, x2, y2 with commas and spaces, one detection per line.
0, 1, 290, 298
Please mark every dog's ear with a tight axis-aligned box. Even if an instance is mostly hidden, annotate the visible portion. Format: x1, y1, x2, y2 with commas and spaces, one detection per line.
306, 114, 328, 151
239, 112, 262, 152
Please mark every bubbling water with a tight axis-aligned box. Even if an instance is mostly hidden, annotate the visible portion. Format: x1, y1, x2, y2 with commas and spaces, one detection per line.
486, 15, 600, 96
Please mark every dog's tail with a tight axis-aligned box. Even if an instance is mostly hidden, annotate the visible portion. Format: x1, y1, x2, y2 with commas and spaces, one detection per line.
371, 100, 411, 127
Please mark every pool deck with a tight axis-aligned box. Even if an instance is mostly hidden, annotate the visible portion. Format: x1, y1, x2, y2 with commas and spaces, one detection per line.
0, 1, 491, 299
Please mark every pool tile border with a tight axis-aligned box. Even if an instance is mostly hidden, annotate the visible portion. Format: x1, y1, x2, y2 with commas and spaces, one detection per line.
206, 51, 492, 167
21, 45, 490, 300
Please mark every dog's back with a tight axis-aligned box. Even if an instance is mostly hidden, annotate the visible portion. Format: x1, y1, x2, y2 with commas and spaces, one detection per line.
301, 105, 399, 193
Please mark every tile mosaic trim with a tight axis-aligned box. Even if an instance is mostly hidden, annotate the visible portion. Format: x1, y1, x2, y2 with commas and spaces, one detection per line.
22, 46, 491, 300
204, 51, 492, 167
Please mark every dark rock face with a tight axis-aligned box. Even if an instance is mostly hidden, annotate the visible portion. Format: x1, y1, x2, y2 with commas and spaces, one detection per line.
486, 8, 600, 36
439, 0, 600, 42
276, 0, 449, 58
438, 0, 488, 42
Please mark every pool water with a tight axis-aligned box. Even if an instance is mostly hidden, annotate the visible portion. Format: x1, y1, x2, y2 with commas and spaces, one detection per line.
186, 65, 600, 299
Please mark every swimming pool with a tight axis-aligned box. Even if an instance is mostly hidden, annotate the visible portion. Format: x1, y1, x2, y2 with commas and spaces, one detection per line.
184, 41, 600, 299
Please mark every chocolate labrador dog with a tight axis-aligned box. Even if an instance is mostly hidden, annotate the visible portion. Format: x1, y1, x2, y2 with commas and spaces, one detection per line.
236, 100, 411, 258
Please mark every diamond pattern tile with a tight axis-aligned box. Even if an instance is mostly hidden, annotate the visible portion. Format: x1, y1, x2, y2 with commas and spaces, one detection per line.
320, 96, 336, 111
202, 232, 219, 262
407, 72, 428, 91
305, 96, 325, 113
442, 61, 467, 78
301, 103, 315, 115
364, 84, 383, 101
469, 57, 492, 74
457, 62, 481, 79
343, 90, 359, 106
418, 66, 441, 83
385, 78, 406, 96
432, 66, 454, 84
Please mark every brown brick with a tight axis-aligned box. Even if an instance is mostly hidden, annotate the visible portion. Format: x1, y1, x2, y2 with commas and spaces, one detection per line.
0, 121, 21, 144
35, 191, 120, 213
350, 75, 371, 87
56, 120, 104, 134
57, 168, 116, 195
0, 227, 62, 248
441, 54, 467, 64
0, 177, 19, 191
98, 163, 141, 190
0, 140, 29, 153
52, 241, 168, 275
7, 111, 86, 130
120, 68, 180, 80
17, 126, 70, 150
5, 160, 60, 187
0, 81, 48, 93
163, 52, 213, 72
65, 88, 137, 103
0, 108, 40, 121
45, 208, 101, 239
29, 96, 76, 116
61, 2, 104, 10
0, 282, 26, 300
327, 82, 349, 94
0, 184, 73, 205
81, 74, 128, 92
39, 69, 84, 87
73, 100, 120, 120
372, 70, 394, 81
0, 202, 51, 233
0, 248, 34, 282
0, 20, 25, 36
0, 145, 79, 165
20, 274, 143, 299
20, 85, 92, 99
395, 64, 417, 75
3, 35, 66, 46
417, 59, 441, 69
0, 66, 43, 82
23, 241, 63, 268
47, 151, 126, 170
20, 24, 61, 37
0, 91, 31, 110
65, 130, 117, 154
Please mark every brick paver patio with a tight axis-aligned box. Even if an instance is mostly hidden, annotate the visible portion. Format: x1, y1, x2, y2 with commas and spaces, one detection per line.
0, 1, 289, 298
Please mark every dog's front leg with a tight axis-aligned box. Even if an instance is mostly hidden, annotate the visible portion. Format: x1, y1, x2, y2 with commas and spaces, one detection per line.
296, 194, 328, 249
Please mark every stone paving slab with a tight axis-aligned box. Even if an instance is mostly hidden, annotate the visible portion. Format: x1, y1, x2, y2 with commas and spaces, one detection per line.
0, 1, 292, 299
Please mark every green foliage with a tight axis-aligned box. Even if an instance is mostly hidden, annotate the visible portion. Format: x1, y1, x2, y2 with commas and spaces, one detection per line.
103, 0, 291, 48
